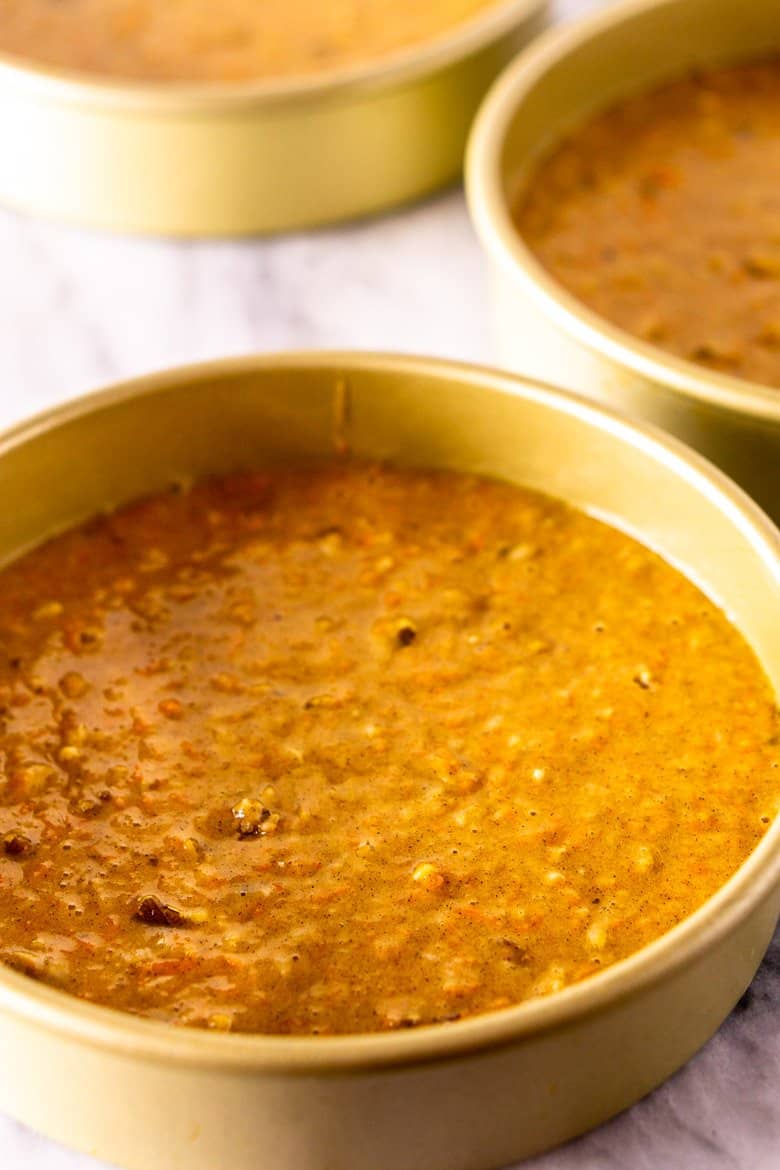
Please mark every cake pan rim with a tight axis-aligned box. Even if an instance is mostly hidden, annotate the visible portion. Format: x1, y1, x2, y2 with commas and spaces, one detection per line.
0, 0, 547, 113
465, 0, 780, 426
0, 350, 776, 1076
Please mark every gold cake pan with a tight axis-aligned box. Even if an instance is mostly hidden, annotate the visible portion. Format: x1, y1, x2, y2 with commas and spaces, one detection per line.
0, 0, 546, 236
466, 0, 780, 520
0, 352, 777, 1170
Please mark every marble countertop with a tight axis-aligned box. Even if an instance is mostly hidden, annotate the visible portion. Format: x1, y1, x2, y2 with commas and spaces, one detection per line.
0, 0, 777, 1166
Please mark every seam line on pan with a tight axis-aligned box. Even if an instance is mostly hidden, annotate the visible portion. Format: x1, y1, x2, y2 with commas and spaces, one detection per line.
333, 376, 352, 457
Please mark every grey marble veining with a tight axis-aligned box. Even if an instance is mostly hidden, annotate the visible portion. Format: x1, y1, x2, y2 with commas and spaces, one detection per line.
0, 0, 777, 1166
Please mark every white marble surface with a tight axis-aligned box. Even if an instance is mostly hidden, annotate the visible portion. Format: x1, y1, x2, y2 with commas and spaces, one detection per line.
0, 0, 777, 1167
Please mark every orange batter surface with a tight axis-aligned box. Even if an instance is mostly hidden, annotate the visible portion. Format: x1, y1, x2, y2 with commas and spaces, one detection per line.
0, 464, 776, 1034
0, 0, 500, 81
517, 58, 780, 388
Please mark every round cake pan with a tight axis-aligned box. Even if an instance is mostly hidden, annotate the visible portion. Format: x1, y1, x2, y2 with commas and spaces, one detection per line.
0, 353, 778, 1169
0, 0, 546, 236
466, 0, 780, 520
